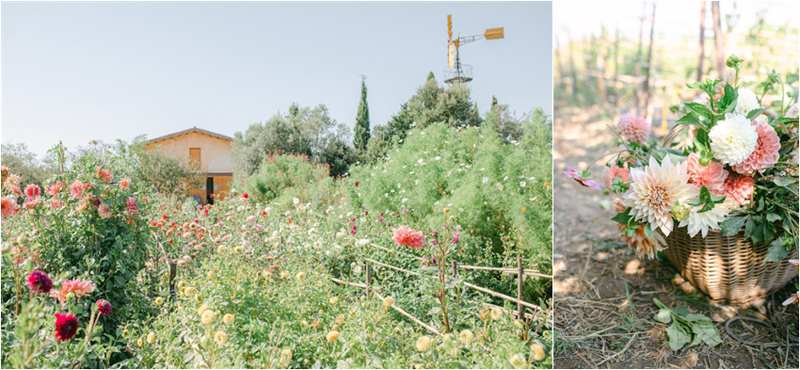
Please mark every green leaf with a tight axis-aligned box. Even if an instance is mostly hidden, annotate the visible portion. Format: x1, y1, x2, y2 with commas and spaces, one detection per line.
720, 216, 748, 236
720, 83, 738, 110
666, 323, 692, 351
611, 207, 634, 225
766, 213, 782, 223
675, 112, 700, 125
643, 223, 655, 239
685, 102, 715, 119
764, 239, 790, 262
746, 108, 765, 120
773, 177, 798, 187
691, 322, 722, 347
654, 309, 672, 324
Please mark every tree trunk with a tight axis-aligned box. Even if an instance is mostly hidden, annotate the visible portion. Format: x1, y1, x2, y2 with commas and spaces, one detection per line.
567, 31, 578, 97
643, 3, 657, 121
554, 35, 566, 94
597, 28, 607, 105
613, 26, 620, 107
697, 2, 706, 82
712, 1, 725, 77
634, 3, 646, 115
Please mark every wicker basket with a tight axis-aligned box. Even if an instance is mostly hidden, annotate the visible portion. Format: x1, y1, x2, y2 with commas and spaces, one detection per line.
662, 226, 798, 304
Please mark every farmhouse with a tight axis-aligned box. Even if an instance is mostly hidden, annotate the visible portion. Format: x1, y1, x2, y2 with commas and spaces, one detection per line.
145, 127, 233, 204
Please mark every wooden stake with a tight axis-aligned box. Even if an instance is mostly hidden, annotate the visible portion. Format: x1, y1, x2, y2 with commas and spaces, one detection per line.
365, 263, 372, 297
517, 255, 524, 320
168, 261, 177, 301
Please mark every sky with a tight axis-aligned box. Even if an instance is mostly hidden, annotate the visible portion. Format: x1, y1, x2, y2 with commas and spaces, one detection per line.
1, 1, 553, 158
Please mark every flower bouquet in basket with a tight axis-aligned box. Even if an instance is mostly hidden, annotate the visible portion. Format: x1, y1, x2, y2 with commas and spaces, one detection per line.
565, 56, 799, 304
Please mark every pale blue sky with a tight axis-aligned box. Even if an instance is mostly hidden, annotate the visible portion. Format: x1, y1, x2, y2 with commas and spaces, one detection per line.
1, 1, 553, 157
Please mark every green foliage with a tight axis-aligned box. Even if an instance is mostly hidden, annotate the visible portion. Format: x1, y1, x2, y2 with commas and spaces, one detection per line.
353, 79, 371, 151
653, 298, 722, 351
243, 153, 330, 204
1, 143, 55, 188
132, 141, 204, 199
231, 104, 354, 180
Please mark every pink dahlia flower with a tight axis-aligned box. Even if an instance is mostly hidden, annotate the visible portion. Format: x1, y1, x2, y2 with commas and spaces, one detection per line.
96, 299, 112, 315
603, 163, 630, 191
685, 153, 728, 195
119, 178, 131, 189
96, 167, 114, 183
24, 184, 40, 199
46, 181, 64, 197
2, 196, 20, 218
70, 180, 84, 199
50, 279, 95, 305
617, 114, 651, 144
27, 270, 53, 294
54, 313, 79, 341
731, 120, 780, 175
126, 197, 139, 215
723, 174, 755, 207
392, 226, 426, 249
98, 203, 112, 219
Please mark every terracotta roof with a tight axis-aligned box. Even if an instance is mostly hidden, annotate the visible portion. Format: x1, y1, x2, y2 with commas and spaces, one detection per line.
147, 127, 232, 144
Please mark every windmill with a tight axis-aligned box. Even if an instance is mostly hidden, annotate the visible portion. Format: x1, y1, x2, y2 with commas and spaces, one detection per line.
445, 14, 504, 85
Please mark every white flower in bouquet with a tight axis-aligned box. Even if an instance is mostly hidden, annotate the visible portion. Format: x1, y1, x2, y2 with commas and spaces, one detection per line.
678, 200, 738, 238
709, 114, 758, 165
623, 156, 699, 236
733, 88, 759, 116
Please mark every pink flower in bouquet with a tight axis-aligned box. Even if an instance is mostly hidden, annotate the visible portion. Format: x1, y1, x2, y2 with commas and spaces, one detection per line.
615, 200, 665, 259
23, 196, 42, 209
98, 203, 112, 219
723, 174, 755, 207
731, 120, 780, 175
603, 163, 629, 191
70, 180, 84, 199
563, 166, 601, 190
392, 226, 426, 249
96, 167, 114, 183
787, 103, 799, 118
685, 153, 728, 195
2, 197, 20, 218
617, 114, 650, 144
622, 156, 699, 236
119, 178, 131, 189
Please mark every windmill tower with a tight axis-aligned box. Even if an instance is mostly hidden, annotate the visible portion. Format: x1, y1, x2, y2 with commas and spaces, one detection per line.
444, 14, 504, 85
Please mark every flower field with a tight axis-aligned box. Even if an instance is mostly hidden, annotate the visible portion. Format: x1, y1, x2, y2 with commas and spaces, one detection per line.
1, 120, 553, 368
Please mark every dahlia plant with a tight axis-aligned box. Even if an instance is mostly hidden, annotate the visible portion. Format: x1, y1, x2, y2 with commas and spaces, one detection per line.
566, 56, 799, 262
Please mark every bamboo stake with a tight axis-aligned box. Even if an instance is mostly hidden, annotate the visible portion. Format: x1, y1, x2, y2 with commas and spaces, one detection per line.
374, 292, 441, 336
517, 255, 524, 320
462, 281, 540, 311
365, 263, 372, 297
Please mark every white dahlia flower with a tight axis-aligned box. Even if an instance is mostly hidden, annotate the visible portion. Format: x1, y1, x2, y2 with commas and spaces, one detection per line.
734, 88, 760, 116
709, 114, 758, 165
679, 200, 737, 238
622, 156, 700, 236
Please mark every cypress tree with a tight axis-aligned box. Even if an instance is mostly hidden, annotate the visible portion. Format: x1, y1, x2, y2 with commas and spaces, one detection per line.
353, 78, 371, 150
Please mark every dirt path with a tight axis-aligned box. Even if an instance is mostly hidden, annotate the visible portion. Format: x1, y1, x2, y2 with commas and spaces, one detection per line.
552, 106, 799, 369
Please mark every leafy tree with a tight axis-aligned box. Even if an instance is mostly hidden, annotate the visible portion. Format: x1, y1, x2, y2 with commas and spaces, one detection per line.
231, 104, 356, 181
1, 143, 55, 188
353, 79, 371, 151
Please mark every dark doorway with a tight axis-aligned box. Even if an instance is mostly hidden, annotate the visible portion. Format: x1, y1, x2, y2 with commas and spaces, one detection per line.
206, 177, 214, 205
